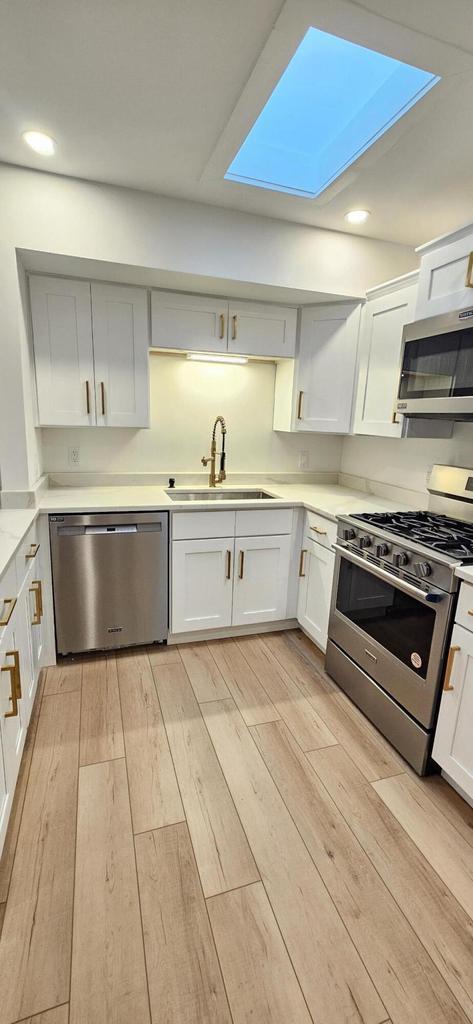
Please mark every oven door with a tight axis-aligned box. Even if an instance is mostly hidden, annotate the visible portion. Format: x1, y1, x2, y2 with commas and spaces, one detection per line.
328, 545, 453, 728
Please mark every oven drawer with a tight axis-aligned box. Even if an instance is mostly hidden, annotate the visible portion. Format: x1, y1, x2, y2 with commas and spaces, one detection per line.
305, 511, 337, 549
456, 582, 473, 633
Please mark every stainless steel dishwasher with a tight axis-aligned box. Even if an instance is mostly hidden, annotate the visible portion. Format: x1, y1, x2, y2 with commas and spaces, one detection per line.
49, 512, 168, 655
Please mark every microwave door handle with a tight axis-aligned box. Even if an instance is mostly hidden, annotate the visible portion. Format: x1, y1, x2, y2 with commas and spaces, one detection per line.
334, 544, 446, 604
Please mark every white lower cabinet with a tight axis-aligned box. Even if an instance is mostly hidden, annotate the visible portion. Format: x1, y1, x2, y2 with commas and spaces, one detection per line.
0, 617, 27, 852
172, 538, 234, 633
433, 622, 473, 799
232, 535, 292, 626
297, 538, 335, 652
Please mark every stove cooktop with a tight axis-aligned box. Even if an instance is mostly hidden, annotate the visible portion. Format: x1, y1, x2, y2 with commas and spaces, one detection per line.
351, 511, 473, 562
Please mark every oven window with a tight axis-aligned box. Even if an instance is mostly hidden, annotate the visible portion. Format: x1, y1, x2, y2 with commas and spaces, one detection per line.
336, 559, 436, 678
399, 328, 473, 399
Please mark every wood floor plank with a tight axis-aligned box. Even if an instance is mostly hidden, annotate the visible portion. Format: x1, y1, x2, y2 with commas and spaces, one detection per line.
0, 671, 44, 902
179, 642, 230, 702
21, 1006, 69, 1024
0, 691, 80, 1024
70, 758, 150, 1024
310, 745, 473, 1023
411, 773, 473, 849
0, 901, 5, 938
373, 773, 473, 922
147, 644, 182, 666
117, 651, 184, 832
42, 660, 82, 695
80, 654, 124, 766
253, 720, 469, 1024
208, 880, 312, 1024
236, 635, 337, 751
286, 629, 337, 690
135, 822, 231, 1024
209, 638, 280, 726
154, 663, 258, 897
201, 697, 386, 1024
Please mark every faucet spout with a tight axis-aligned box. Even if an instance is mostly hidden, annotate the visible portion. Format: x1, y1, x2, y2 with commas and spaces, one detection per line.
201, 415, 227, 487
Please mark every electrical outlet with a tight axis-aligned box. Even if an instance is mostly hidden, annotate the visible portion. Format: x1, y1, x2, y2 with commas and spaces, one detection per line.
298, 450, 309, 470
68, 446, 80, 466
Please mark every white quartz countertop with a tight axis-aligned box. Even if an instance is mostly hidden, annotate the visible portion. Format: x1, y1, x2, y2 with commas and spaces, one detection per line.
0, 481, 416, 581
455, 565, 473, 585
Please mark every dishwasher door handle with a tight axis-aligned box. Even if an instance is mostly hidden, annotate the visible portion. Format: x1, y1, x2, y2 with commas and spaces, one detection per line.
85, 525, 138, 534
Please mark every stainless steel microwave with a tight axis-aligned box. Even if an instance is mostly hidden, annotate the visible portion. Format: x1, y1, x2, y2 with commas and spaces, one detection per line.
396, 306, 473, 419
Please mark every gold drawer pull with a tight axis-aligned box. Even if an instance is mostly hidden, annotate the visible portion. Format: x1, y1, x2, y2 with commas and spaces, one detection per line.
238, 550, 245, 579
26, 542, 40, 559
85, 379, 91, 414
30, 580, 43, 625
299, 549, 307, 577
468, 609, 473, 616
466, 252, 473, 288
219, 313, 225, 340
2, 651, 20, 717
444, 645, 460, 691
225, 550, 232, 580
310, 525, 327, 536
231, 315, 237, 341
100, 381, 106, 415
297, 390, 304, 420
0, 597, 17, 627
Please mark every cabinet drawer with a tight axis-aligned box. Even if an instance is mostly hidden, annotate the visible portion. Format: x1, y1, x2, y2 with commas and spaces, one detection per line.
456, 582, 473, 633
15, 523, 40, 588
172, 510, 236, 540
235, 508, 293, 537
0, 561, 18, 638
305, 511, 337, 549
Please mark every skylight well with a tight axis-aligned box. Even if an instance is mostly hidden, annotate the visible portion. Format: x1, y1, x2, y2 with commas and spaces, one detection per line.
225, 27, 440, 199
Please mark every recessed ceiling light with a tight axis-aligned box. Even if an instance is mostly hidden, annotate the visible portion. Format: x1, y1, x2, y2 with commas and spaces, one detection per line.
22, 130, 56, 156
345, 209, 370, 225
186, 353, 248, 365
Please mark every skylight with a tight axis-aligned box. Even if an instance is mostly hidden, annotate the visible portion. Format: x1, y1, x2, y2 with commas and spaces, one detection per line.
225, 27, 440, 198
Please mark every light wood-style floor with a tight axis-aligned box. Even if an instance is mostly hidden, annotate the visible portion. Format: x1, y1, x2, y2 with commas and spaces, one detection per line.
0, 629, 473, 1024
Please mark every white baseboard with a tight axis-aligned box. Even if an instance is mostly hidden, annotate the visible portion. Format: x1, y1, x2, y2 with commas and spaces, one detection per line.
168, 618, 298, 645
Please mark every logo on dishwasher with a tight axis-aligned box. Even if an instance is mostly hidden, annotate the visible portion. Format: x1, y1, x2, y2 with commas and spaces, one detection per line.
107, 626, 124, 634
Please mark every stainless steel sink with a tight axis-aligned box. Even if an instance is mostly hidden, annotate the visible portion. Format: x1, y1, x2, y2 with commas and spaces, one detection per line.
165, 489, 276, 502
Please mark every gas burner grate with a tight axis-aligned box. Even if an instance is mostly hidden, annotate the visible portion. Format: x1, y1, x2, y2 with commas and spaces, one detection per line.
351, 510, 473, 560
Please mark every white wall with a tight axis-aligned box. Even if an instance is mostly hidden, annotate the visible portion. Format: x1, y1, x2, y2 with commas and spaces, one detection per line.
0, 163, 416, 490
41, 353, 342, 475
340, 424, 473, 496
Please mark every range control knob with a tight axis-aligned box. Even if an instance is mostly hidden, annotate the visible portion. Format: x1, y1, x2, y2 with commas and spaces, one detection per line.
359, 535, 372, 549
375, 542, 390, 557
414, 561, 432, 578
342, 528, 356, 541
393, 551, 409, 568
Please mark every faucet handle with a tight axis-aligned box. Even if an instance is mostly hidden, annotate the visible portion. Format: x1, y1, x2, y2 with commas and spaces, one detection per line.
201, 455, 210, 466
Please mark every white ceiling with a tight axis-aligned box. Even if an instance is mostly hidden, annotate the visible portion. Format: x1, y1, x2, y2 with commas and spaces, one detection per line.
1, 0, 473, 247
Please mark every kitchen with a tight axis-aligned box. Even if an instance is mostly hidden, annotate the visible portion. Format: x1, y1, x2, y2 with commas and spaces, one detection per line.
1, 2, 473, 1023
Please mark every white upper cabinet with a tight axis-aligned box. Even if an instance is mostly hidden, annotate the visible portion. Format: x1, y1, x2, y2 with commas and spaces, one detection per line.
91, 284, 149, 427
30, 276, 150, 428
151, 291, 297, 357
151, 291, 228, 353
295, 303, 361, 433
29, 276, 95, 427
416, 225, 473, 319
227, 301, 297, 357
353, 273, 418, 438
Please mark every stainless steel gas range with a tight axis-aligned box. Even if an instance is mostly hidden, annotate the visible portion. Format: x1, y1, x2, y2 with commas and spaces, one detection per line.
326, 466, 473, 775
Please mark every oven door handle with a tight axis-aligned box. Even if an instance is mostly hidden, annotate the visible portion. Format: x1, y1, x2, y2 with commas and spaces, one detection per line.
334, 544, 446, 604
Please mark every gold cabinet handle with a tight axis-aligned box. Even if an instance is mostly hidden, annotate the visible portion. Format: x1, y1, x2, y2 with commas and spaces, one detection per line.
444, 645, 460, 691
468, 609, 473, 616
466, 252, 473, 288
392, 409, 400, 425
238, 550, 245, 579
219, 313, 225, 340
232, 315, 237, 341
100, 381, 106, 415
0, 597, 17, 627
2, 651, 20, 717
85, 379, 91, 414
297, 390, 304, 420
299, 548, 307, 577
310, 525, 327, 536
225, 549, 232, 580
26, 542, 40, 559
30, 580, 43, 625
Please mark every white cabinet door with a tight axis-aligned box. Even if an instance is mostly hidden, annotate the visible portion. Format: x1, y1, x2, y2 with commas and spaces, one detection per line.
14, 586, 36, 725
232, 534, 291, 627
296, 303, 361, 433
29, 275, 95, 426
354, 280, 417, 438
227, 301, 297, 357
151, 291, 228, 353
91, 283, 149, 427
0, 621, 25, 805
433, 624, 473, 799
172, 538, 234, 634
416, 231, 473, 319
297, 539, 335, 652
